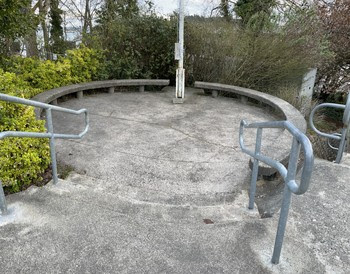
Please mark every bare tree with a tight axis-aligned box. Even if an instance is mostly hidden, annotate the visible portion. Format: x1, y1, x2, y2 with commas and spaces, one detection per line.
24, 0, 50, 58
210, 0, 236, 19
315, 0, 350, 95
25, 0, 39, 57
59, 0, 103, 40
39, 0, 51, 59
25, 30, 39, 57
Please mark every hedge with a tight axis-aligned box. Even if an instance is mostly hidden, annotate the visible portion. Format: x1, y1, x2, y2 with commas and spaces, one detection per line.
0, 46, 104, 192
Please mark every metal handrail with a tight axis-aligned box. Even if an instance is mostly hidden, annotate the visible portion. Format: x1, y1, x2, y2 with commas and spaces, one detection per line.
0, 93, 89, 215
309, 93, 350, 163
239, 120, 314, 264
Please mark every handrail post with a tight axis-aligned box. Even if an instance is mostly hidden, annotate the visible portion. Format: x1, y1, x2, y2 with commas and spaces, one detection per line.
347, 127, 350, 152
0, 93, 89, 213
240, 120, 313, 264
45, 108, 58, 184
335, 127, 348, 163
0, 180, 8, 215
271, 137, 300, 264
249, 128, 262, 210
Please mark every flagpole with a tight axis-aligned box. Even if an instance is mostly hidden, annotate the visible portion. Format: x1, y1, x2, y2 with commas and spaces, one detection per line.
174, 0, 185, 101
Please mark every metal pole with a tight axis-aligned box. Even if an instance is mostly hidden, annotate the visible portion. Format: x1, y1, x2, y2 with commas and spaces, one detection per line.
178, 0, 184, 70
46, 108, 58, 184
347, 127, 350, 153
175, 0, 185, 100
249, 128, 262, 209
271, 137, 300, 264
0, 180, 8, 215
271, 183, 292, 264
335, 127, 347, 163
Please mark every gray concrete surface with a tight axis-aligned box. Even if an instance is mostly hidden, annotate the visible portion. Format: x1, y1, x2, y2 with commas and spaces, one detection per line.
52, 87, 285, 205
1, 88, 349, 273
194, 81, 306, 176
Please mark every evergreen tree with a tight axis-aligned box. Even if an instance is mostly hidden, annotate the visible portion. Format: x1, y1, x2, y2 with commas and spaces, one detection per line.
98, 0, 139, 24
234, 0, 276, 25
49, 0, 65, 54
0, 0, 35, 57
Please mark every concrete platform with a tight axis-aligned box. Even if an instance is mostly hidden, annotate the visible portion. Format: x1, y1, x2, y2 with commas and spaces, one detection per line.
1, 88, 349, 273
51, 88, 287, 205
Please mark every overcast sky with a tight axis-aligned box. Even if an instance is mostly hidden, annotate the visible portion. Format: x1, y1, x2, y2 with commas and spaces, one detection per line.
151, 0, 220, 16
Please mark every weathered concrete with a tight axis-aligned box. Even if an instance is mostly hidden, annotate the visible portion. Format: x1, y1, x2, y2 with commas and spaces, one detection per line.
1, 159, 348, 273
290, 157, 350, 273
32, 79, 170, 117
51, 87, 283, 205
194, 81, 306, 176
1, 88, 349, 273
194, 82, 305, 131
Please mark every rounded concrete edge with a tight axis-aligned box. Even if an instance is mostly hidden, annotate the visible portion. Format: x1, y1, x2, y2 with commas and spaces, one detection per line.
194, 81, 307, 176
32, 79, 170, 118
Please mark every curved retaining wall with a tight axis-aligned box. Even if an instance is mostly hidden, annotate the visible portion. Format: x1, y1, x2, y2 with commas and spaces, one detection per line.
32, 79, 305, 177
194, 81, 307, 176
32, 79, 170, 117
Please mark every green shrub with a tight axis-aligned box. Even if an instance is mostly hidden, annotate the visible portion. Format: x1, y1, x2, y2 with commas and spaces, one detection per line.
6, 46, 105, 91
65, 45, 106, 82
11, 57, 73, 91
0, 46, 105, 192
94, 14, 176, 80
0, 69, 50, 192
185, 7, 330, 94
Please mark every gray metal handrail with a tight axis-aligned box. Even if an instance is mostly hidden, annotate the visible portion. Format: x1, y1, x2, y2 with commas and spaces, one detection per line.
239, 120, 314, 264
309, 93, 350, 163
0, 93, 89, 215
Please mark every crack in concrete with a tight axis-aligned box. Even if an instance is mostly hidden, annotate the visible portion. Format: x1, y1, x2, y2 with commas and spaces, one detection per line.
59, 174, 239, 209
62, 139, 223, 164
169, 125, 238, 150
88, 112, 238, 150
153, 136, 189, 159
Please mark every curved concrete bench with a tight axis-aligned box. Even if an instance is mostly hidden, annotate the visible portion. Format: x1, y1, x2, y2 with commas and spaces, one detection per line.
32, 79, 170, 117
194, 81, 306, 176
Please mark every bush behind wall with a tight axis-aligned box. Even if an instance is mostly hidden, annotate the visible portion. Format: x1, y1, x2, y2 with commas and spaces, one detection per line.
0, 46, 105, 192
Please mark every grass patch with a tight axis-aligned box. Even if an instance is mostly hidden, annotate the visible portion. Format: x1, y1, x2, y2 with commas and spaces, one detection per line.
57, 163, 75, 179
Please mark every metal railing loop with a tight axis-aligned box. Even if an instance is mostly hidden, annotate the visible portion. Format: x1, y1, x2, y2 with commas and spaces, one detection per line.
0, 93, 89, 215
309, 93, 350, 163
239, 119, 314, 264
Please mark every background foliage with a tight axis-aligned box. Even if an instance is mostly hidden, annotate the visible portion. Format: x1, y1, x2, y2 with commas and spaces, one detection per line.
93, 9, 177, 80
0, 47, 104, 191
0, 0, 36, 57
185, 6, 330, 95
315, 0, 350, 102
6, 46, 105, 91
0, 69, 50, 192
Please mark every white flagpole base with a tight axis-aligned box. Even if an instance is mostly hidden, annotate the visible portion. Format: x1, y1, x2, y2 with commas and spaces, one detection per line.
175, 68, 185, 99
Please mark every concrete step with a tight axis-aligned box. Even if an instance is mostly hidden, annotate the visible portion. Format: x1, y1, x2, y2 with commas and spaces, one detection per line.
1, 178, 273, 273
290, 158, 350, 273
70, 169, 346, 273
33, 173, 261, 225
65, 172, 242, 207
0, 165, 337, 273
340, 152, 350, 166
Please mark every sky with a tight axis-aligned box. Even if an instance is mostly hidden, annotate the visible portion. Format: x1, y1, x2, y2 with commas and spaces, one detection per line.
151, 0, 220, 16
